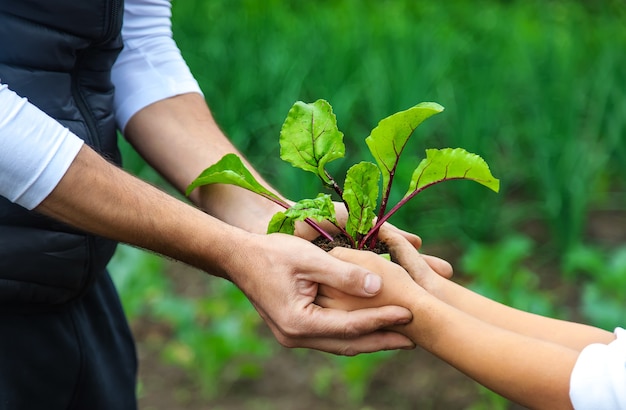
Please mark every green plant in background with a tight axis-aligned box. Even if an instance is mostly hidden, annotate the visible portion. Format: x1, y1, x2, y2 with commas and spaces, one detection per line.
564, 244, 626, 331
171, 0, 626, 249
156, 279, 274, 398
466, 385, 510, 410
110, 246, 273, 399
187, 99, 499, 250
109, 243, 168, 319
313, 351, 395, 405
460, 235, 557, 317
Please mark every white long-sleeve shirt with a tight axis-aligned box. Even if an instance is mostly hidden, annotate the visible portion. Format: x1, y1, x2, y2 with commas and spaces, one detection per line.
0, 0, 200, 210
570, 327, 626, 409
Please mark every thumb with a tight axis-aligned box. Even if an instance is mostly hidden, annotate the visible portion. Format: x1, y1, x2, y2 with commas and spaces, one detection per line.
312, 247, 387, 297
301, 247, 383, 297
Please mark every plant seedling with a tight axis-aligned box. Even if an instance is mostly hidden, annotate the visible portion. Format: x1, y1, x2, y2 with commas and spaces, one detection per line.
186, 99, 500, 250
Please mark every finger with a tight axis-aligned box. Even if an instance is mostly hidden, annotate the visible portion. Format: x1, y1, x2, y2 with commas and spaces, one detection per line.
271, 305, 415, 354
282, 303, 413, 339
316, 282, 338, 299
422, 254, 454, 279
328, 246, 385, 269
389, 243, 435, 283
314, 293, 373, 312
317, 304, 413, 338
329, 245, 409, 279
314, 293, 334, 308
376, 232, 432, 279
379, 230, 452, 275
255, 297, 415, 354
378, 230, 454, 282
381, 222, 422, 249
379, 229, 424, 265
302, 247, 386, 297
289, 330, 416, 356
326, 246, 415, 294
315, 287, 365, 311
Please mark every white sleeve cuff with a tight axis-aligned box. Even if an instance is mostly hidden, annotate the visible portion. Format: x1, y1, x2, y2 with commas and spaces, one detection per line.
112, 0, 202, 132
0, 83, 84, 210
570, 327, 626, 409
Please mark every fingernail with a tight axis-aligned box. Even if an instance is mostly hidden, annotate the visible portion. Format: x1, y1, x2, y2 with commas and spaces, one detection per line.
396, 316, 412, 325
364, 273, 382, 294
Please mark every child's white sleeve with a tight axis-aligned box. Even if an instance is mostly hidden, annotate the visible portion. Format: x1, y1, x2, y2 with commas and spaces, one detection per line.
0, 83, 83, 210
112, 0, 202, 132
570, 327, 626, 409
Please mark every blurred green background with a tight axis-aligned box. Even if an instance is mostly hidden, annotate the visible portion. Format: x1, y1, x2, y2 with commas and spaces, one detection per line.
112, 0, 626, 408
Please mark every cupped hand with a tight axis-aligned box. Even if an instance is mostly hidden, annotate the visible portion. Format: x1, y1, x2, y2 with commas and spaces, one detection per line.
378, 223, 453, 279
316, 231, 452, 315
315, 247, 423, 312
378, 229, 452, 289
225, 232, 416, 356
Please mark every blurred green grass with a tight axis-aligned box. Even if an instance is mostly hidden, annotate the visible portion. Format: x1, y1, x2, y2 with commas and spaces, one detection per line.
115, 0, 626, 407
167, 0, 626, 250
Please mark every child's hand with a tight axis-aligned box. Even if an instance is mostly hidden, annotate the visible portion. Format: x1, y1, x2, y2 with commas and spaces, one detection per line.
372, 223, 454, 280
379, 229, 452, 290
316, 247, 425, 312
314, 231, 452, 315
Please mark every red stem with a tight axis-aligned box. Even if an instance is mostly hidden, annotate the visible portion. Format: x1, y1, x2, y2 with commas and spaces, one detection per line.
359, 178, 466, 248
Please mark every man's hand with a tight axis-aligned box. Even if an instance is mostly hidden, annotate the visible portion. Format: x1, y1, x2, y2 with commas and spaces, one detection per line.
36, 144, 414, 356
223, 232, 416, 355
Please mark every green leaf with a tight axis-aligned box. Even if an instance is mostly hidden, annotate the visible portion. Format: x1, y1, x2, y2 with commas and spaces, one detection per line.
406, 148, 500, 197
267, 194, 336, 234
366, 102, 444, 195
342, 162, 379, 240
267, 212, 295, 235
279, 99, 345, 185
186, 154, 282, 203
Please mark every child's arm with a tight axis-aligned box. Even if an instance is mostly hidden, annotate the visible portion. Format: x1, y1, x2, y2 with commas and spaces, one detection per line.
318, 248, 580, 409
384, 233, 616, 351
318, 247, 578, 409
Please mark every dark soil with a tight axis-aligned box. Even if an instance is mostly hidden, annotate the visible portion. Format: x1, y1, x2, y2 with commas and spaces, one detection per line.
312, 233, 390, 254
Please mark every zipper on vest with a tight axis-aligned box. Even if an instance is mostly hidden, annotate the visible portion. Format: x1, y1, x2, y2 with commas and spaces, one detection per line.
71, 0, 124, 152
101, 0, 123, 45
71, 62, 101, 151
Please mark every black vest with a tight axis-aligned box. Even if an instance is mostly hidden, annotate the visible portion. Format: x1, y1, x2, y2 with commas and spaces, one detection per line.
0, 0, 124, 304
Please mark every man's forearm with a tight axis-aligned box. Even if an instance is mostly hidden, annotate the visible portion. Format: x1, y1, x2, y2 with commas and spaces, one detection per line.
36, 144, 247, 279
123, 93, 284, 234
